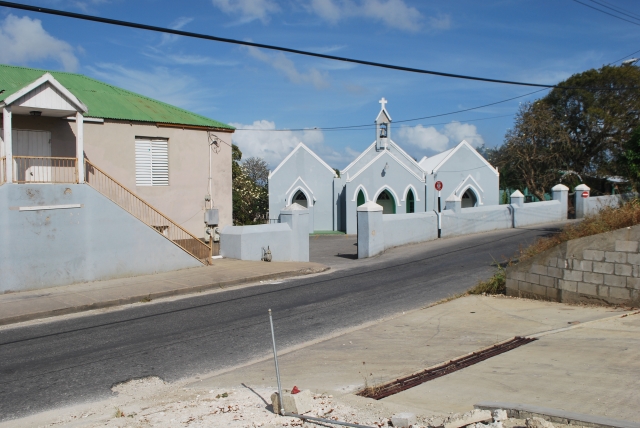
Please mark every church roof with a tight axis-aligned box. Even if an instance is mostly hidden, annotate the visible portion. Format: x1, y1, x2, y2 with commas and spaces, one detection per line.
418, 148, 454, 173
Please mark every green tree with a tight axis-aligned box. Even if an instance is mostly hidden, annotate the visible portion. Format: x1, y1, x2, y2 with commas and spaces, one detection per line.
495, 101, 569, 201
544, 64, 640, 181
619, 126, 640, 191
231, 145, 269, 225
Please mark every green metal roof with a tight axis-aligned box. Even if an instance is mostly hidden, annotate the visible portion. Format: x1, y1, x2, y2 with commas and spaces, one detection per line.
0, 64, 234, 130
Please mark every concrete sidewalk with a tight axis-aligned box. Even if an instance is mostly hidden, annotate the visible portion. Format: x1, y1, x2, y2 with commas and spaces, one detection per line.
196, 295, 640, 422
0, 259, 328, 326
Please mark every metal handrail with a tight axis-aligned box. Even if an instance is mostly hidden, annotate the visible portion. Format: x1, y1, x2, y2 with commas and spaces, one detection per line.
13, 156, 77, 184
84, 159, 212, 265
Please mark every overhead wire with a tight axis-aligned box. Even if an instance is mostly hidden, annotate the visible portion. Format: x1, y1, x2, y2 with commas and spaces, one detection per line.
571, 0, 640, 27
0, 0, 630, 90
585, 0, 640, 22
0, 1, 636, 134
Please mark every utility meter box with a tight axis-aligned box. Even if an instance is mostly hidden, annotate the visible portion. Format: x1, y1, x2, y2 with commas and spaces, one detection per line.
204, 208, 219, 226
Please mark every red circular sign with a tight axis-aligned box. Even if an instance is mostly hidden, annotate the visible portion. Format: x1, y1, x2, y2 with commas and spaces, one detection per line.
435, 181, 443, 191
582, 191, 589, 198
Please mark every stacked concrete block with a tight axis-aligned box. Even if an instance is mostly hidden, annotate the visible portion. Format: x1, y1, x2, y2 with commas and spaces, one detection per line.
506, 225, 640, 306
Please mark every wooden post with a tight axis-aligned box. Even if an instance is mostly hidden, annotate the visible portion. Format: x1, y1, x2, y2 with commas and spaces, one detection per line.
3, 107, 12, 183
76, 112, 84, 184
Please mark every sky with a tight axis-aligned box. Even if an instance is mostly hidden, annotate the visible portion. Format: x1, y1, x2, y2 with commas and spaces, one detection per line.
1, 0, 639, 170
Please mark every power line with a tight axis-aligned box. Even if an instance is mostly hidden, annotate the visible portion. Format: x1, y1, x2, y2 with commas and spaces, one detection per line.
586, 0, 640, 22
571, 0, 640, 27
235, 113, 516, 132
608, 48, 640, 65
0, 0, 622, 90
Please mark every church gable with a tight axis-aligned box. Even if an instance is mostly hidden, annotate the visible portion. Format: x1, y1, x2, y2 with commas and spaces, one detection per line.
347, 149, 424, 183
433, 140, 498, 176
269, 142, 336, 180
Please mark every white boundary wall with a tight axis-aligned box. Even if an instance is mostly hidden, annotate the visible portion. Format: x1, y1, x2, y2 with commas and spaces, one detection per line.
358, 184, 571, 258
220, 203, 309, 262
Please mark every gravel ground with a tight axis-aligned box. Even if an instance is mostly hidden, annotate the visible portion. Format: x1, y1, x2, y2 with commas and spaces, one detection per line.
3, 376, 594, 428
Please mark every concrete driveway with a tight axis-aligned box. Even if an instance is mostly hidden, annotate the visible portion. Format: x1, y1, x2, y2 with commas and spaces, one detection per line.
197, 295, 640, 422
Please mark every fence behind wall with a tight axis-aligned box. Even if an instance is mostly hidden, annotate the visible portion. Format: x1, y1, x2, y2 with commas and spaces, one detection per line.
85, 159, 212, 264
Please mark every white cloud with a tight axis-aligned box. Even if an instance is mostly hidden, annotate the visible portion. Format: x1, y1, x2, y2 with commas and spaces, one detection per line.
70, 0, 110, 13
443, 122, 485, 147
310, 0, 343, 23
85, 63, 212, 111
361, 0, 422, 32
397, 121, 484, 153
0, 14, 79, 71
246, 47, 330, 89
143, 47, 239, 67
307, 0, 437, 32
231, 120, 354, 169
160, 17, 194, 45
397, 124, 450, 152
212, 0, 279, 24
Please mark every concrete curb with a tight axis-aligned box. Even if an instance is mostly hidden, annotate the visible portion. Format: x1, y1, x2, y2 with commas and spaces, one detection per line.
475, 402, 640, 428
0, 266, 330, 327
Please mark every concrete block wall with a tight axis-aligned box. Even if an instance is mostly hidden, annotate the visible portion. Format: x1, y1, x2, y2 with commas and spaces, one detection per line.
506, 224, 640, 306
219, 203, 309, 262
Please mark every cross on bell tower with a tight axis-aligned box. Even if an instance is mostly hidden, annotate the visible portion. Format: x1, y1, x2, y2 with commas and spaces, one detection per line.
375, 97, 391, 151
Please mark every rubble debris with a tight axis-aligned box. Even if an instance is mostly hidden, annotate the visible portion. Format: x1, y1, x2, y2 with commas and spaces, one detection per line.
271, 389, 313, 414
526, 417, 555, 428
391, 412, 417, 427
444, 409, 493, 428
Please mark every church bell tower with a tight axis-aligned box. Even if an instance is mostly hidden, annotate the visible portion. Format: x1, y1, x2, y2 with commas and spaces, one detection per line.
376, 97, 391, 151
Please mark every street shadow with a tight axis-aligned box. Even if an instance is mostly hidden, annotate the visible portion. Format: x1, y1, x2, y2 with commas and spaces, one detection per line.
335, 253, 358, 260
241, 383, 270, 407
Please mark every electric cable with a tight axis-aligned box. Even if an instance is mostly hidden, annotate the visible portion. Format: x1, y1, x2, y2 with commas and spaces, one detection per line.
585, 0, 640, 22
0, 0, 630, 90
571, 0, 640, 27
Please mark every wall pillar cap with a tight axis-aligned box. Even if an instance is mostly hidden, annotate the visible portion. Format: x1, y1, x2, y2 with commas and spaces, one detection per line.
357, 201, 383, 212
282, 203, 309, 213
575, 184, 590, 191
445, 194, 461, 202
551, 184, 569, 191
511, 190, 524, 198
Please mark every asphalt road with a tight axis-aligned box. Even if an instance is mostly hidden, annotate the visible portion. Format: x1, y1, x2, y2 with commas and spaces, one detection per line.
0, 224, 565, 421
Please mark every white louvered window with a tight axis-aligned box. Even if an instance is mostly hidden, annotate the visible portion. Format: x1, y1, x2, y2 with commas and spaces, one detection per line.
135, 138, 169, 186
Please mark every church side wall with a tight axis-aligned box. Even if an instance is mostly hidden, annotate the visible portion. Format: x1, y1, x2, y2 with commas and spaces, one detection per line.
268, 149, 335, 232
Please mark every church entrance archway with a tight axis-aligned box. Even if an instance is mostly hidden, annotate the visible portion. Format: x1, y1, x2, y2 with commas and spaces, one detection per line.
293, 190, 308, 208
461, 188, 478, 208
357, 189, 366, 207
376, 189, 396, 214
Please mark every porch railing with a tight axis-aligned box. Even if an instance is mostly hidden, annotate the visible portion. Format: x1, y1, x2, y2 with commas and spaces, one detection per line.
0, 157, 5, 185
84, 159, 212, 264
13, 156, 77, 184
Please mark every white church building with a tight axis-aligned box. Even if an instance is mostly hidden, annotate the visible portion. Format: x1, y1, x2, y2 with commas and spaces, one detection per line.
268, 99, 500, 234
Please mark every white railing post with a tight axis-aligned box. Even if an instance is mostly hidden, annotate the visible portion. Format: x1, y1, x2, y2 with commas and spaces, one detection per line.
76, 112, 84, 183
3, 106, 13, 183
